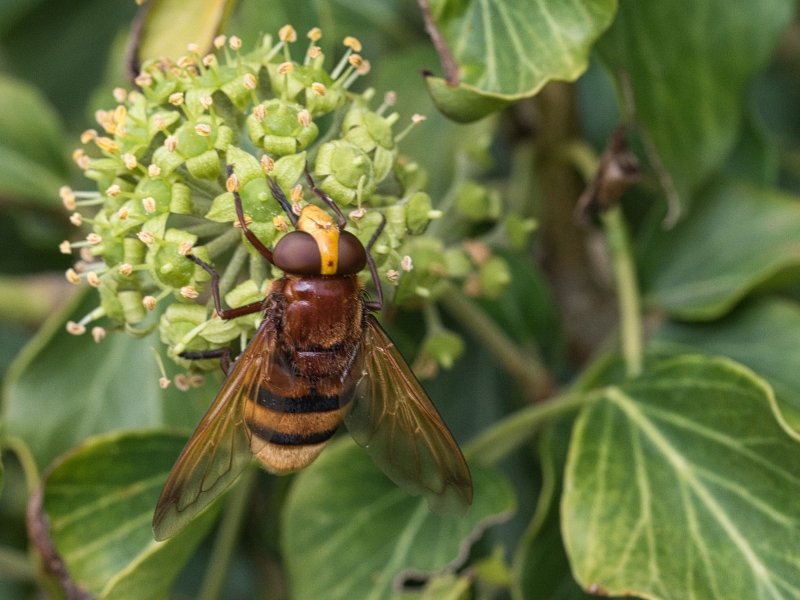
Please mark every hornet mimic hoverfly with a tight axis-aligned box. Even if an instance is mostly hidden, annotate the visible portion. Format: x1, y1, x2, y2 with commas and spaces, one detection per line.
152, 166, 473, 540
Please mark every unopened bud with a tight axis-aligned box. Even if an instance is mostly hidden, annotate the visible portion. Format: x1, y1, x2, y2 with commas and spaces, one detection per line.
86, 271, 101, 287
311, 82, 326, 96
69, 213, 83, 226
181, 286, 199, 299
80, 129, 98, 144
343, 36, 362, 52
123, 153, 137, 170
297, 109, 311, 127
260, 155, 274, 172
279, 25, 297, 42
142, 295, 157, 311
142, 197, 157, 213
165, 135, 178, 151
119, 263, 133, 276
277, 62, 294, 75
65, 268, 81, 284
148, 164, 161, 177
307, 27, 322, 41
66, 321, 86, 335
137, 231, 155, 245
112, 87, 127, 103
228, 36, 242, 50
92, 327, 106, 343
86, 233, 102, 245
195, 123, 212, 136
168, 92, 184, 106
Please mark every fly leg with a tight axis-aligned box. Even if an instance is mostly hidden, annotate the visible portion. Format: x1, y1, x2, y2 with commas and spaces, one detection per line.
364, 214, 387, 312
179, 347, 234, 375
184, 254, 265, 320
266, 176, 299, 228
228, 165, 275, 263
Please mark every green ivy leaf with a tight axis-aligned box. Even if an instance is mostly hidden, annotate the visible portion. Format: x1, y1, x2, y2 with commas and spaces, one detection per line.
425, 0, 618, 122
639, 180, 800, 320
652, 297, 800, 432
282, 437, 516, 600
2, 290, 213, 470
41, 430, 221, 599
0, 73, 68, 205
597, 0, 793, 202
136, 0, 236, 62
512, 418, 595, 600
562, 355, 800, 599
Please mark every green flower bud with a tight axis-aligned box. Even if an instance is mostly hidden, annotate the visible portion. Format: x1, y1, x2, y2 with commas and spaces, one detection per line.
405, 192, 433, 235
123, 237, 147, 266
456, 181, 501, 222
220, 67, 257, 109
147, 111, 180, 137
225, 279, 262, 308
99, 284, 125, 322
200, 317, 241, 344
185, 149, 221, 180
152, 145, 185, 175
272, 152, 306, 191
315, 140, 375, 205
305, 84, 345, 116
150, 241, 196, 288
246, 100, 319, 156
100, 237, 124, 266
478, 256, 511, 299
136, 178, 172, 213
170, 183, 192, 214
214, 125, 234, 151
504, 214, 538, 250
266, 63, 306, 101
443, 248, 472, 277
421, 330, 465, 370
394, 158, 428, 194
118, 289, 147, 324
160, 304, 210, 353
242, 221, 278, 256
227, 146, 263, 184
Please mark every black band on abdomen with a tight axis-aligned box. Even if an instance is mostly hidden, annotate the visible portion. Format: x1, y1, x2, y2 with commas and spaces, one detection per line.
249, 425, 339, 446
256, 387, 353, 413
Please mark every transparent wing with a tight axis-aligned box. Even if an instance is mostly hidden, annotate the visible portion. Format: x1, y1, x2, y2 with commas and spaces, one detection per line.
153, 322, 277, 541
345, 315, 473, 515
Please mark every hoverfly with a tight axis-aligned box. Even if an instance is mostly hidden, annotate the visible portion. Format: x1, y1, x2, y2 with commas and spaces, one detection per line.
152, 166, 473, 541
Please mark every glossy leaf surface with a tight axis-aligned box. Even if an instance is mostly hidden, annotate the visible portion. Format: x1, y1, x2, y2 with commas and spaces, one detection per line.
2, 291, 213, 470
563, 355, 800, 599
597, 0, 793, 201
425, 0, 617, 121
639, 180, 800, 320
0, 73, 67, 205
653, 297, 800, 430
282, 437, 515, 600
41, 431, 221, 599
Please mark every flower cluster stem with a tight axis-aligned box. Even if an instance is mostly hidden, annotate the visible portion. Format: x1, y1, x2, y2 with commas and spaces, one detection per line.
600, 205, 643, 378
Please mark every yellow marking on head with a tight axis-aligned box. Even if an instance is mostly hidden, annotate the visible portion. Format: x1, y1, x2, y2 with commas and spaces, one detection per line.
296, 205, 339, 274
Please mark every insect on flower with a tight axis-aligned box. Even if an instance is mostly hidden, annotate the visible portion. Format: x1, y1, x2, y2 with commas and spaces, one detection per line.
152, 166, 473, 540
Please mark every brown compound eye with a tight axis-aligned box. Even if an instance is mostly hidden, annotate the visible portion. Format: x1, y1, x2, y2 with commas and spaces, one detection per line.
272, 231, 321, 275
337, 231, 367, 275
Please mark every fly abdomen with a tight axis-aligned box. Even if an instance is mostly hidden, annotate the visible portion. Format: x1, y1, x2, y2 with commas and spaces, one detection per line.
245, 387, 353, 474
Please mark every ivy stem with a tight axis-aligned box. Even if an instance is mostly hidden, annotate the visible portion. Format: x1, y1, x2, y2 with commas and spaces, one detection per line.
206, 228, 242, 259
439, 285, 553, 401
198, 466, 257, 600
600, 205, 643, 378
464, 389, 603, 465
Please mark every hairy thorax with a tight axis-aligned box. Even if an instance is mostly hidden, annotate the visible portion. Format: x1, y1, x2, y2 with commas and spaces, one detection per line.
272, 275, 364, 380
